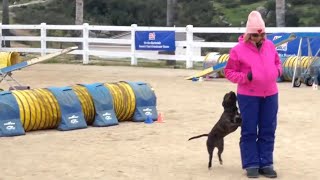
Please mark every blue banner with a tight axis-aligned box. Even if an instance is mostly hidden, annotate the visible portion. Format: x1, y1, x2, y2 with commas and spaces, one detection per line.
267, 33, 320, 57
135, 31, 176, 51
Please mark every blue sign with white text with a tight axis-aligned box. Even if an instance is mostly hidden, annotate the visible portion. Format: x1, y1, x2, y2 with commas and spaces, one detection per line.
135, 31, 176, 51
267, 33, 320, 57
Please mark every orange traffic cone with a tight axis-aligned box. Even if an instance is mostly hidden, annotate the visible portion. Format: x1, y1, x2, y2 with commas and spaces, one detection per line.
157, 112, 164, 123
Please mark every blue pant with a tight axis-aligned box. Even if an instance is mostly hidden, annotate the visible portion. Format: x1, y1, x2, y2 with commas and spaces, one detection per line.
237, 93, 278, 169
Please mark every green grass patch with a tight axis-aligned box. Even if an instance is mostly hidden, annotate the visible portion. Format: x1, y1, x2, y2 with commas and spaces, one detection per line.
291, 4, 319, 26
222, 1, 265, 26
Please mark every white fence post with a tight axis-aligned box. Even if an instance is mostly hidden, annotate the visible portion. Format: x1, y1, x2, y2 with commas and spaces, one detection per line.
186, 24, 193, 69
131, 24, 137, 65
83, 23, 89, 64
40, 23, 47, 56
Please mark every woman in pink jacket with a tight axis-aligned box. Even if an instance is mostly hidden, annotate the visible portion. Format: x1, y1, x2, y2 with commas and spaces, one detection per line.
225, 11, 282, 178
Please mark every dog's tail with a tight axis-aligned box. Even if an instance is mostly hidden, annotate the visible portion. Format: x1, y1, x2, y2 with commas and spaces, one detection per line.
188, 134, 209, 141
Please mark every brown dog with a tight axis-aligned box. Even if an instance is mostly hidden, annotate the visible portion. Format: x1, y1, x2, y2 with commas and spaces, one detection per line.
188, 91, 242, 169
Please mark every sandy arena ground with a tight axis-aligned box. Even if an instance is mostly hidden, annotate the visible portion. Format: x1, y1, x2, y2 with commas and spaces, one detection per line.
0, 64, 319, 180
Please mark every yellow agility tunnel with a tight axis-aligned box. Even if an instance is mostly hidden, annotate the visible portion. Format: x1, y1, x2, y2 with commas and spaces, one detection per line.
0, 52, 22, 69
216, 54, 229, 78
281, 56, 314, 81
201, 54, 319, 82
0, 81, 158, 137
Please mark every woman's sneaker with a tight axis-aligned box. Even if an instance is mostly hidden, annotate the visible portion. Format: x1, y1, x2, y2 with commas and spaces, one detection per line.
259, 167, 277, 178
246, 168, 259, 178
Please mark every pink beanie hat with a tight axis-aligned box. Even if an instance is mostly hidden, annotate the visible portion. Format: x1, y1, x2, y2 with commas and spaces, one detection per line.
245, 11, 265, 34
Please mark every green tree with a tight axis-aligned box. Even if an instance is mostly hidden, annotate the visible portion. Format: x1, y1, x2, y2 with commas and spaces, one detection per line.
84, 0, 166, 26
13, 1, 75, 24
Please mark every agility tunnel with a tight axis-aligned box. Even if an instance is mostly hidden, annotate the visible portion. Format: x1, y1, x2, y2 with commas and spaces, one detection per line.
202, 52, 221, 69
201, 53, 320, 83
215, 54, 229, 78
0, 81, 158, 137
202, 53, 229, 78
281, 56, 315, 81
0, 52, 22, 69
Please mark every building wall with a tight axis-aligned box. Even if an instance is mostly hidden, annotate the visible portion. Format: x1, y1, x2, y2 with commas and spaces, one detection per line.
90, 44, 202, 59
175, 46, 201, 57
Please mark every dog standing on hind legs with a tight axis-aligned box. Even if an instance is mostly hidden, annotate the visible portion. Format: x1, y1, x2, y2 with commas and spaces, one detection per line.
188, 91, 242, 169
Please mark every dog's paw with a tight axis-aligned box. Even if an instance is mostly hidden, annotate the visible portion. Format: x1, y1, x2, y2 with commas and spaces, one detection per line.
219, 161, 223, 165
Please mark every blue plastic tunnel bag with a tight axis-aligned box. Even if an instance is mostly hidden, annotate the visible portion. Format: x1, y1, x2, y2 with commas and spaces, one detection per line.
0, 91, 25, 137
47, 87, 87, 131
81, 83, 118, 127
126, 82, 158, 122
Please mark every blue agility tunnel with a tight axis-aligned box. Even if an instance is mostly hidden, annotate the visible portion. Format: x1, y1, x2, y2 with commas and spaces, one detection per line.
81, 83, 119, 127
0, 91, 25, 137
0, 81, 158, 137
126, 82, 158, 122
47, 87, 88, 131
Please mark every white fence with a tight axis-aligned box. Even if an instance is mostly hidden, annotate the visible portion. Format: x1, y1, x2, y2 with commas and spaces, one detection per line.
0, 23, 319, 68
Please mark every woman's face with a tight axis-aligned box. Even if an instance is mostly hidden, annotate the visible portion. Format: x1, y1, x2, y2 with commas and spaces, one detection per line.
250, 33, 265, 43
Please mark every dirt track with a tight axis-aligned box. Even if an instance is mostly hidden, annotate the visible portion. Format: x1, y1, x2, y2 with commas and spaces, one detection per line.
0, 64, 319, 180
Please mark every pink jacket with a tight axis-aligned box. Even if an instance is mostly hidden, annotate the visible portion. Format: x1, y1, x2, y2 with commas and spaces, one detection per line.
225, 35, 282, 97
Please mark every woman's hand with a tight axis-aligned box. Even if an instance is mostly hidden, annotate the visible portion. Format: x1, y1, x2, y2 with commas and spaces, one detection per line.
247, 71, 253, 81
